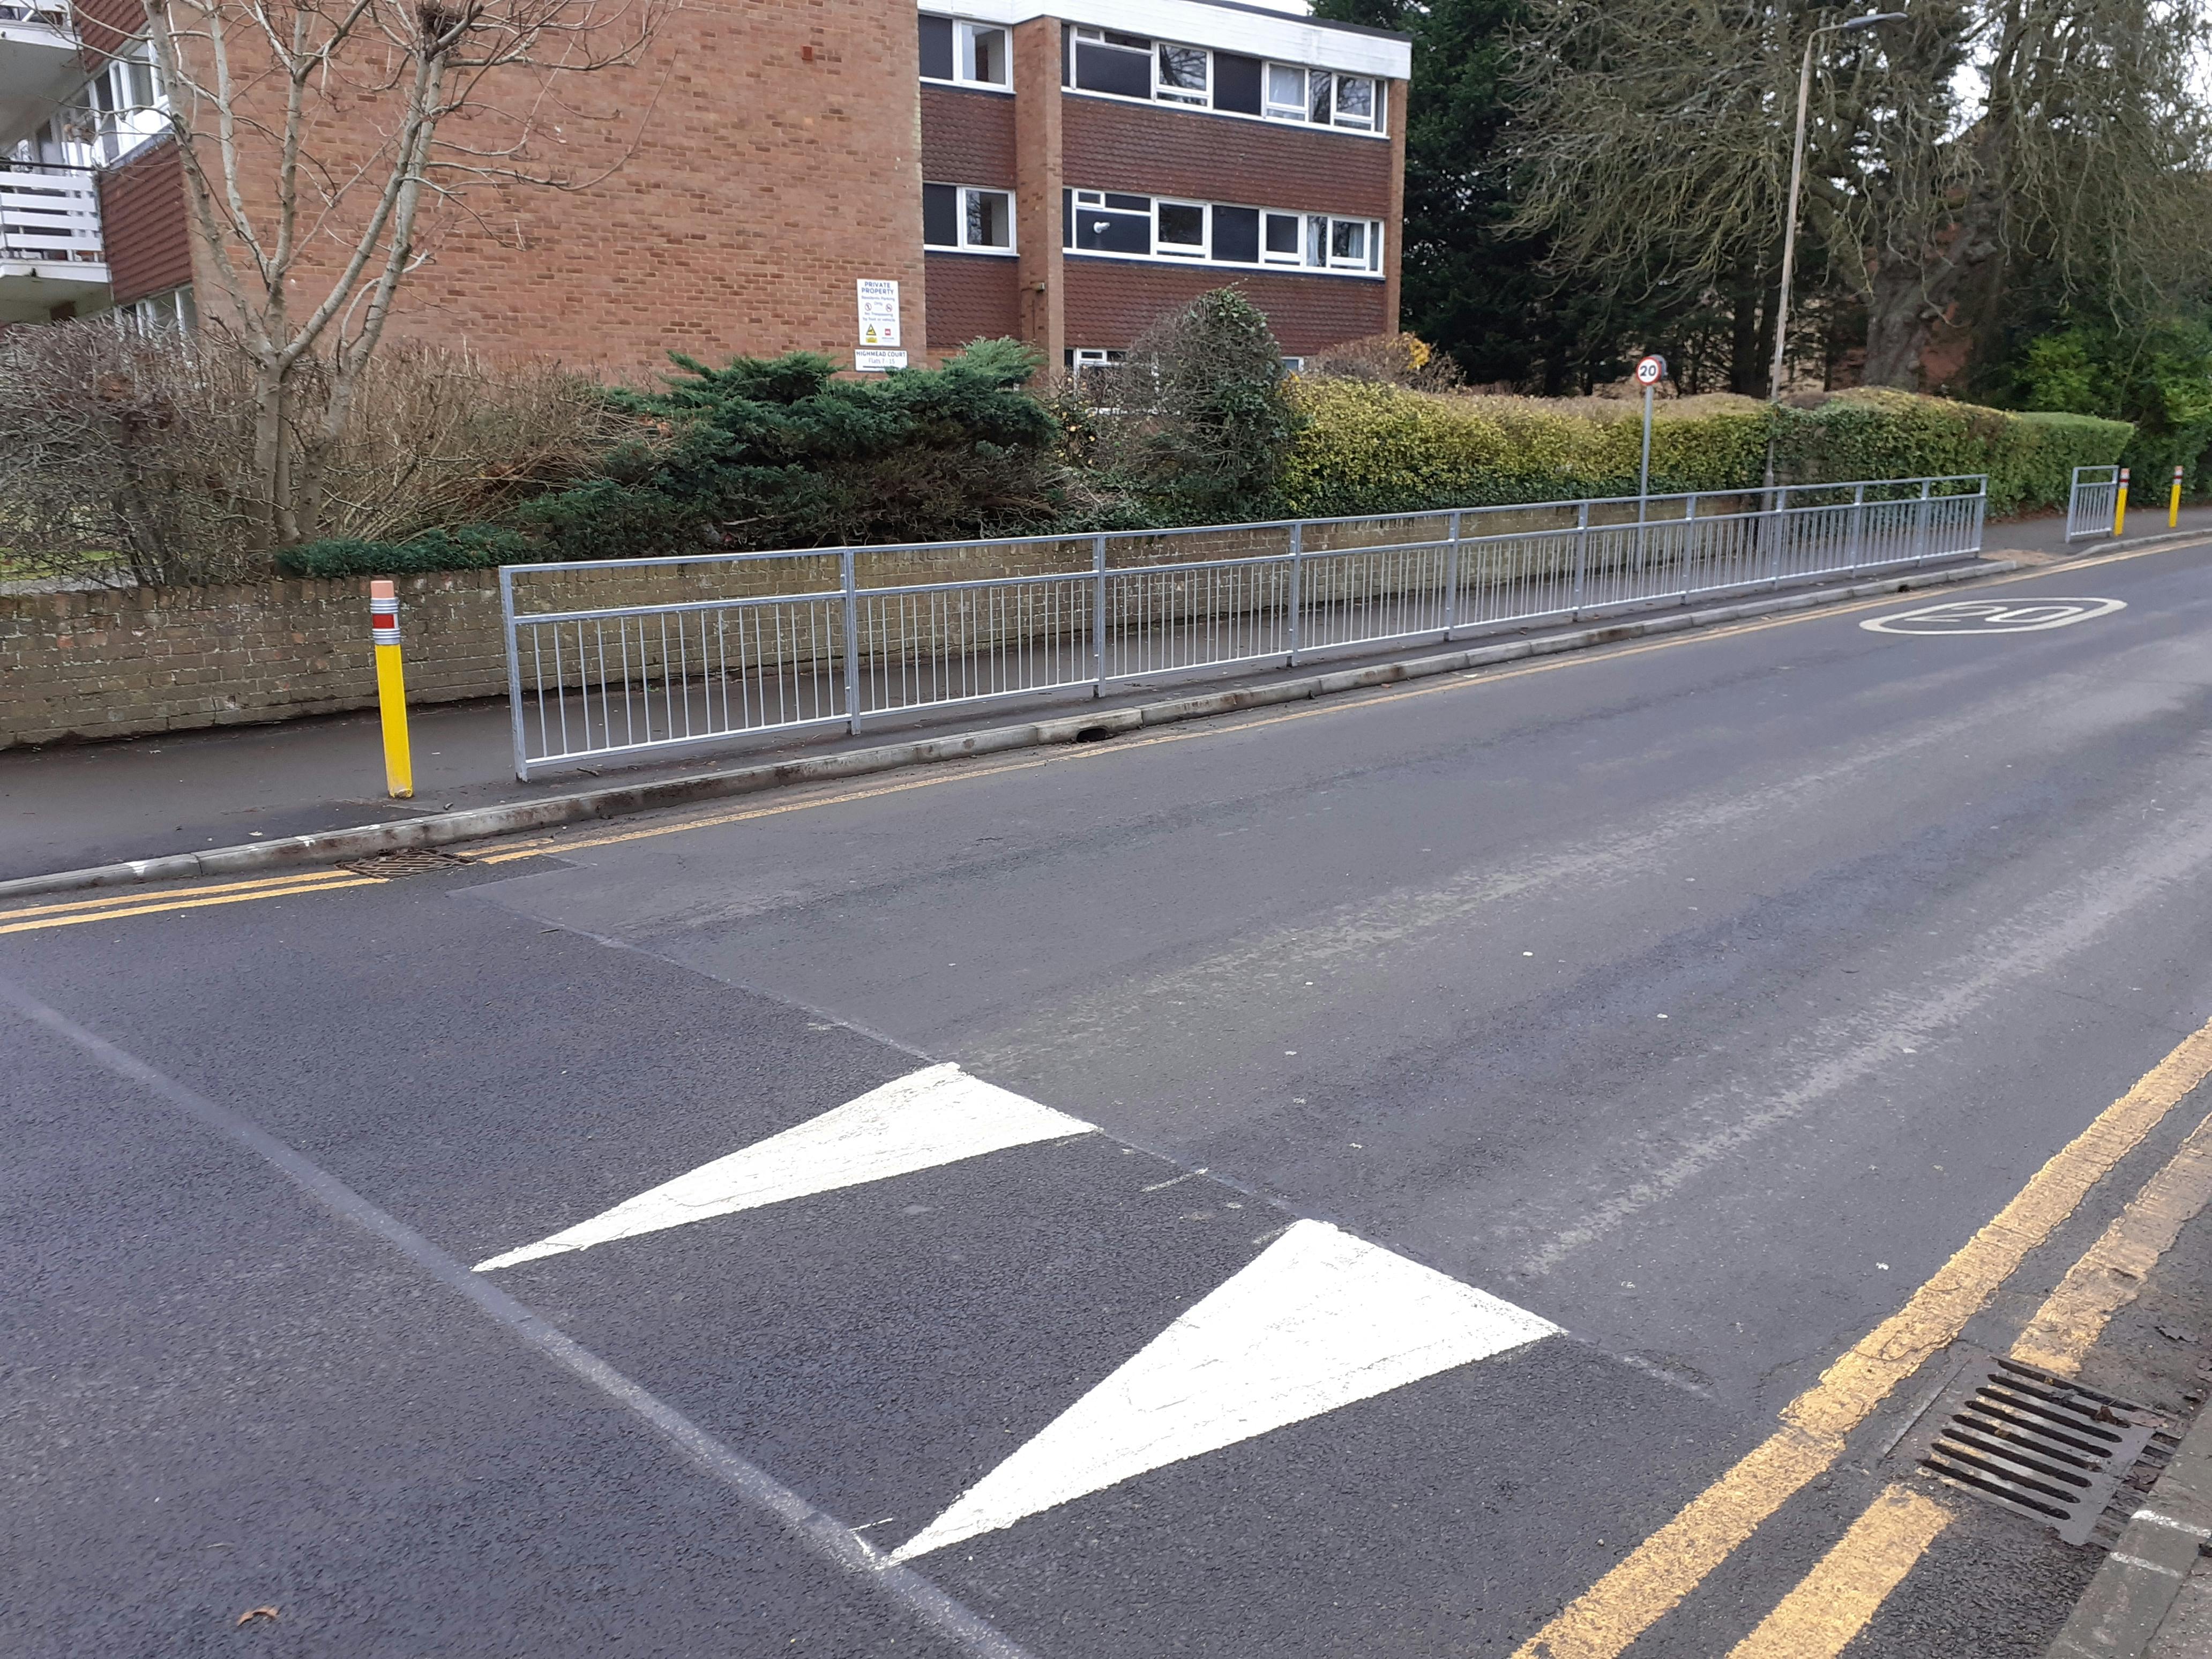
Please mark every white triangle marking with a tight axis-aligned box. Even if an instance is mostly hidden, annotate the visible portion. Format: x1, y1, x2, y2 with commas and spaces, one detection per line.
888, 1218, 1559, 1561
474, 1063, 1093, 1272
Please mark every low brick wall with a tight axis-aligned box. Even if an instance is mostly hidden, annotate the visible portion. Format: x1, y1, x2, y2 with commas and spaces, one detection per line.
0, 515, 1471, 750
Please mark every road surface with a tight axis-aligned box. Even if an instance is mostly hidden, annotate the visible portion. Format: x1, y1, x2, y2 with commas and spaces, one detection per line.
8, 541, 2212, 1656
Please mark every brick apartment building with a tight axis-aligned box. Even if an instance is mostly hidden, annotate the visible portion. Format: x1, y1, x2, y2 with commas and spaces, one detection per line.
0, 0, 1408, 376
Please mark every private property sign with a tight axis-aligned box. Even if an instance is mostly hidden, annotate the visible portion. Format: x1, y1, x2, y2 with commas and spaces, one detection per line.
857, 279, 900, 348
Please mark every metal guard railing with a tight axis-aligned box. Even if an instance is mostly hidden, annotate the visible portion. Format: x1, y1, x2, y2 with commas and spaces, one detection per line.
501, 475, 1988, 779
2066, 465, 2120, 542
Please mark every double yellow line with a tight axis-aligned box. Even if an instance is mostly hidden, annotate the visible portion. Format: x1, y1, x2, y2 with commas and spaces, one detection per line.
0, 869, 379, 935
1515, 1013, 2212, 1658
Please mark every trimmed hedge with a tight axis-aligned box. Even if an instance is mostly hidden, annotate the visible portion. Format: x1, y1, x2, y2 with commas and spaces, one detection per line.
1280, 380, 2134, 520
1279, 383, 1774, 518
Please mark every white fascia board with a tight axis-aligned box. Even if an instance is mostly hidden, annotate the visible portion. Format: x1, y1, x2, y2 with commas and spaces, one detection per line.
926, 0, 1411, 80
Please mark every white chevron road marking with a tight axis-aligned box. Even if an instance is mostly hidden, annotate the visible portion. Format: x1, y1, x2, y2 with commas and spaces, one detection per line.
890, 1218, 1559, 1561
475, 1063, 1094, 1273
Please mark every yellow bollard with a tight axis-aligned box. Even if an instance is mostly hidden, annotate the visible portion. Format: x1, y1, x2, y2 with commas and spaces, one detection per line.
2172, 465, 2184, 528
2114, 468, 2129, 537
370, 579, 414, 799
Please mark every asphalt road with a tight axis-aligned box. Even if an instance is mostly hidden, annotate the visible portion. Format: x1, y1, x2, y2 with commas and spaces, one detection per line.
8, 543, 2212, 1656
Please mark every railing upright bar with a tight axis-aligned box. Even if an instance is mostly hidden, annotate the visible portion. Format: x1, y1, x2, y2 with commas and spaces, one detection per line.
500, 566, 530, 781
1573, 502, 1590, 615
1444, 510, 1462, 636
841, 549, 861, 732
1916, 478, 1932, 564
1092, 534, 1108, 695
1287, 521, 1304, 667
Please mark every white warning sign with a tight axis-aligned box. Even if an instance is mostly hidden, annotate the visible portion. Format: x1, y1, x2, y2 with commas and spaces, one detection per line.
857, 279, 901, 348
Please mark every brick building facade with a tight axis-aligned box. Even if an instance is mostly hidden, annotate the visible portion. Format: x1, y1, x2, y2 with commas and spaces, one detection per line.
1, 0, 1408, 373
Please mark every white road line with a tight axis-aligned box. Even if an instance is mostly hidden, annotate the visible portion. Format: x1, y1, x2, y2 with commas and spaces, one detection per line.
890, 1219, 1559, 1563
475, 1063, 1094, 1273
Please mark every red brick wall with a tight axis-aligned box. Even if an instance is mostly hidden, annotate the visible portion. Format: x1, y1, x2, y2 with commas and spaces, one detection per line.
1063, 95, 1395, 216
71, 0, 137, 66
925, 252, 1021, 347
1064, 260, 1390, 356
96, 139, 192, 304
173, 0, 929, 380
921, 84, 1017, 187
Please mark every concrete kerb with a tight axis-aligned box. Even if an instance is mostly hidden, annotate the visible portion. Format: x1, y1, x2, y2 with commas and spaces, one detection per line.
0, 558, 2014, 903
2047, 1399, 2212, 1658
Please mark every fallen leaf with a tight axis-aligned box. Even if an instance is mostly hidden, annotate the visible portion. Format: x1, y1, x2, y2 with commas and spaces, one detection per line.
2157, 1323, 2200, 1345
236, 1608, 279, 1627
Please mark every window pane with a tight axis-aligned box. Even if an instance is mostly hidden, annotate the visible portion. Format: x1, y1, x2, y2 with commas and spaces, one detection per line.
965, 189, 1011, 248
1334, 76, 1373, 125
1212, 205, 1259, 263
1214, 53, 1262, 115
962, 25, 1007, 85
922, 183, 959, 248
1331, 219, 1365, 261
1074, 206, 1152, 255
918, 15, 953, 81
1156, 202, 1205, 251
1267, 63, 1305, 110
1263, 213, 1300, 255
1075, 39, 1152, 98
1309, 72, 1333, 124
1102, 192, 1150, 212
1158, 43, 1207, 95
1306, 214, 1327, 265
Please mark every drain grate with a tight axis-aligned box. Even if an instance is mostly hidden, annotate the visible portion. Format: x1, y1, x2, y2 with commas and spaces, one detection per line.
1917, 1357, 2160, 1545
339, 847, 475, 879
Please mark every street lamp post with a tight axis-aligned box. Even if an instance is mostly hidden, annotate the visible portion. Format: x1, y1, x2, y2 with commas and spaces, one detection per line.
1767, 11, 1905, 402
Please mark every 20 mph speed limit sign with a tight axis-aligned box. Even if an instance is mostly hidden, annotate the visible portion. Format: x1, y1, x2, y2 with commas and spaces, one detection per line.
1635, 355, 1666, 386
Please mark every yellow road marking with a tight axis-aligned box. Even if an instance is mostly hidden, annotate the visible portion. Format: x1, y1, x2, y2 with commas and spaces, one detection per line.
0, 868, 352, 924
0, 877, 378, 935
1724, 1485, 1951, 1659
1512, 1013, 2212, 1659
2012, 1105, 2212, 1376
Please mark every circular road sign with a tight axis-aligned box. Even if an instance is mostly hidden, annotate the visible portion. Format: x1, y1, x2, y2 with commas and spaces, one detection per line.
1635, 354, 1667, 386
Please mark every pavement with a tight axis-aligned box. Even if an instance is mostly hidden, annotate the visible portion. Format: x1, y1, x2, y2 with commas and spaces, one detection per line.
8, 505, 2206, 887
6, 534, 2212, 1656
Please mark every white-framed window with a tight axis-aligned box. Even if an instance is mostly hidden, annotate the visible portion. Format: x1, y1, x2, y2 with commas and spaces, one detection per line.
1154, 198, 1207, 257
918, 14, 1010, 89
1062, 26, 1384, 136
72, 41, 169, 164
1263, 65, 1380, 132
1067, 347, 1125, 380
119, 284, 196, 334
1064, 188, 1383, 278
923, 182, 1015, 253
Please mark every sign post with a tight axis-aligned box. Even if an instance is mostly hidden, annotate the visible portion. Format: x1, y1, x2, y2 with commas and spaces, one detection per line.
2171, 465, 2184, 528
1634, 355, 1666, 551
855, 279, 907, 373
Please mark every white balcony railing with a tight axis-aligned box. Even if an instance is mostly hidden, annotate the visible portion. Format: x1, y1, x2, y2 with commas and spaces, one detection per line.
0, 160, 102, 264
0, 1, 73, 29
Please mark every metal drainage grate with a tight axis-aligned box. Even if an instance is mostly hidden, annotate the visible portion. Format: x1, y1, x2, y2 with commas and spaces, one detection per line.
339, 848, 475, 879
1918, 1357, 2159, 1545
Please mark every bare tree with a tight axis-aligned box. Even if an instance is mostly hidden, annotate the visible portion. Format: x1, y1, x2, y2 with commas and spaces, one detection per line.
1511, 0, 2212, 390
131, 0, 656, 547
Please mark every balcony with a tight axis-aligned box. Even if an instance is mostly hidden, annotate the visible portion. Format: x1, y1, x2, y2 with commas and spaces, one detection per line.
0, 1, 82, 147
0, 161, 109, 320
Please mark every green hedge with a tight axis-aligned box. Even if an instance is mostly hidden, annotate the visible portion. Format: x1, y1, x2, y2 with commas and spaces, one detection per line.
1279, 382, 1775, 517
1280, 380, 2134, 520
1771, 389, 2132, 517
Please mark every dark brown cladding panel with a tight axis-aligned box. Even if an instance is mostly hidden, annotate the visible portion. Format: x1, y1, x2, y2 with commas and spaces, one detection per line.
925, 251, 1022, 346
72, 0, 139, 65
98, 139, 193, 304
1064, 259, 1388, 356
920, 84, 1018, 188
1063, 92, 1395, 216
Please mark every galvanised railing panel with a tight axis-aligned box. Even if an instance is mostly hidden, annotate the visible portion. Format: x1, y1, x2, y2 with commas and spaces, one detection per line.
502, 474, 1987, 778
2067, 466, 2120, 542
